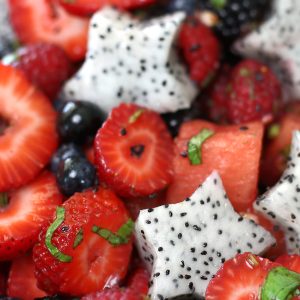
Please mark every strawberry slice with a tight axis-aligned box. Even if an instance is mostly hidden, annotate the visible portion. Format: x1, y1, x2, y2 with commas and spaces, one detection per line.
9, 0, 89, 61
59, 0, 156, 16
33, 188, 133, 296
0, 171, 62, 261
206, 253, 279, 300
7, 253, 46, 300
276, 255, 300, 273
94, 103, 174, 198
0, 64, 58, 191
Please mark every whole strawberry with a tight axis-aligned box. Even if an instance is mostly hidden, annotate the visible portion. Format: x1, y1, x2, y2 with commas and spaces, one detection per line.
6, 43, 72, 100
179, 16, 220, 86
227, 59, 282, 124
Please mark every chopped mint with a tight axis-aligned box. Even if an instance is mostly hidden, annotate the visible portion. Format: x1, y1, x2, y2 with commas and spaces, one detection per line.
73, 228, 84, 249
129, 109, 144, 124
210, 0, 227, 10
268, 124, 280, 139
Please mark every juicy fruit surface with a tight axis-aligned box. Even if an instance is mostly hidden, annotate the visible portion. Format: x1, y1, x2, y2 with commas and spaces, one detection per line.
276, 255, 300, 273
227, 59, 282, 124
12, 43, 72, 100
205, 253, 279, 300
33, 188, 132, 296
166, 120, 263, 212
9, 0, 89, 61
7, 254, 46, 300
95, 103, 174, 198
0, 64, 58, 191
0, 172, 63, 260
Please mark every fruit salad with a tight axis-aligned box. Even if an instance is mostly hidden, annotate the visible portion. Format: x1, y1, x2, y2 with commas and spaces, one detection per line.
0, 0, 300, 299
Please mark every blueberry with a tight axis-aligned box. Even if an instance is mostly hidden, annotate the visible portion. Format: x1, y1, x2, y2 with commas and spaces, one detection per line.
51, 144, 83, 173
57, 101, 106, 144
56, 156, 97, 197
164, 0, 200, 14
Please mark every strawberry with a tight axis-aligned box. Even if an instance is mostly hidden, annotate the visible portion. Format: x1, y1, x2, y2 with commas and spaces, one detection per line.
94, 103, 174, 198
0, 64, 58, 191
207, 65, 232, 123
9, 43, 73, 100
82, 286, 143, 300
0, 171, 62, 261
33, 188, 133, 296
276, 255, 300, 273
260, 113, 300, 187
179, 16, 220, 86
59, 0, 156, 16
166, 120, 263, 212
205, 253, 279, 300
227, 59, 282, 124
9, 0, 89, 61
0, 268, 6, 295
7, 253, 46, 300
126, 265, 149, 296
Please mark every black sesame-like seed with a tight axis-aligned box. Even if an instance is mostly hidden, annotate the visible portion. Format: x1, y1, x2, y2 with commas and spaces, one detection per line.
190, 248, 195, 253
120, 128, 127, 136
178, 233, 183, 239
166, 270, 170, 275
158, 247, 163, 252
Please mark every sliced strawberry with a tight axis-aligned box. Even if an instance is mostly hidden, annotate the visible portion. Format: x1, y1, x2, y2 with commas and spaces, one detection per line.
94, 103, 174, 198
7, 253, 46, 300
9, 0, 89, 61
166, 120, 263, 212
59, 0, 156, 16
261, 113, 300, 187
206, 253, 279, 300
33, 188, 133, 296
276, 255, 300, 273
0, 64, 58, 191
0, 171, 62, 261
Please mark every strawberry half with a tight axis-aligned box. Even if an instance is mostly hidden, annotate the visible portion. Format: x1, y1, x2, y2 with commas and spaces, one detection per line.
206, 253, 279, 300
0, 172, 62, 261
7, 253, 46, 300
94, 103, 174, 198
0, 64, 58, 191
9, 0, 89, 61
33, 188, 133, 296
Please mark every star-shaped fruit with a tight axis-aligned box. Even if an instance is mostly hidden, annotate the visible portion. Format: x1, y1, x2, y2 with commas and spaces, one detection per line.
234, 0, 300, 100
135, 171, 275, 299
255, 131, 300, 254
63, 7, 198, 114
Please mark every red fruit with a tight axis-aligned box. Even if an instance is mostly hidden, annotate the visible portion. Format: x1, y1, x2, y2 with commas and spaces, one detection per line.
0, 172, 62, 261
126, 266, 149, 295
207, 65, 232, 123
261, 113, 300, 187
59, 0, 156, 16
166, 120, 263, 212
11, 43, 72, 100
227, 59, 282, 124
82, 286, 143, 300
94, 103, 174, 198
0, 269, 6, 294
33, 188, 133, 296
9, 0, 89, 61
124, 191, 166, 220
179, 16, 220, 86
206, 253, 279, 300
276, 255, 300, 273
7, 253, 46, 300
0, 64, 58, 191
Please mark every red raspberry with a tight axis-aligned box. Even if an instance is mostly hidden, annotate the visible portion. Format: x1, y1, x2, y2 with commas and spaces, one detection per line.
227, 59, 282, 124
179, 16, 220, 86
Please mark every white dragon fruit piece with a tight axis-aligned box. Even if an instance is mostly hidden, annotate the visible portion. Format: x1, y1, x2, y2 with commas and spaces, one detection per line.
234, 0, 300, 100
254, 131, 300, 254
62, 7, 198, 114
135, 171, 275, 299
0, 0, 16, 56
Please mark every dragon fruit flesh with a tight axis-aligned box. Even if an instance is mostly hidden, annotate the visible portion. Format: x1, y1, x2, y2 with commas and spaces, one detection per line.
135, 171, 275, 299
62, 7, 198, 114
254, 131, 300, 254
234, 0, 300, 100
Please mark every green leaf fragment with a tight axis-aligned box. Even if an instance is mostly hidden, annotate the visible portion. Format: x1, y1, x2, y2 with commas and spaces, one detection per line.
188, 129, 215, 165
92, 219, 134, 246
129, 109, 144, 124
210, 0, 227, 9
73, 228, 84, 249
261, 266, 300, 300
45, 207, 72, 263
268, 124, 281, 139
0, 193, 8, 208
